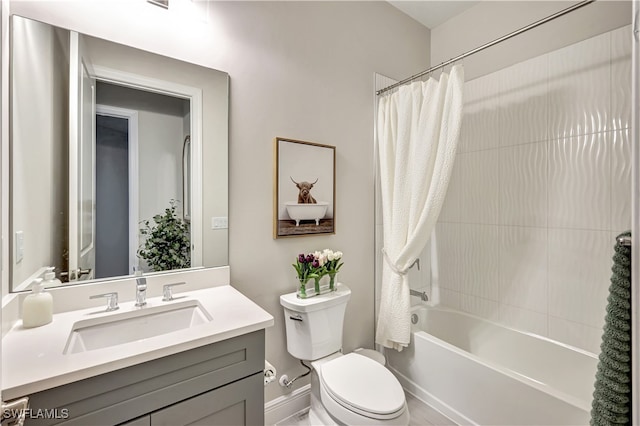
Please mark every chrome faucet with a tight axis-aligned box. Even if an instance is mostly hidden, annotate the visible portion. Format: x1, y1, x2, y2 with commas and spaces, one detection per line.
90, 292, 119, 312
163, 282, 187, 301
410, 289, 429, 301
135, 275, 147, 307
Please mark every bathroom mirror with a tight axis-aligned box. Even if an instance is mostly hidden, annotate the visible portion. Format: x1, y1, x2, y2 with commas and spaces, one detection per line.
9, 15, 229, 292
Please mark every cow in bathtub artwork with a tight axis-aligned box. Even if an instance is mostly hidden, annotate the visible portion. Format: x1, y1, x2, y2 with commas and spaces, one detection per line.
285, 177, 329, 227
274, 137, 335, 238
291, 177, 318, 204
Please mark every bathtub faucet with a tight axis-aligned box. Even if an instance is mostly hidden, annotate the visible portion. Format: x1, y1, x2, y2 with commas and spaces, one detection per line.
410, 289, 428, 301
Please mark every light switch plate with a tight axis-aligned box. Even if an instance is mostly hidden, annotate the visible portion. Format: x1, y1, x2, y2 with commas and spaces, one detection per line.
211, 217, 228, 229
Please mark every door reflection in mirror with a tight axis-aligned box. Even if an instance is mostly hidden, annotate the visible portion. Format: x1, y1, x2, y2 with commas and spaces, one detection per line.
95, 114, 130, 279
95, 83, 191, 279
9, 15, 229, 291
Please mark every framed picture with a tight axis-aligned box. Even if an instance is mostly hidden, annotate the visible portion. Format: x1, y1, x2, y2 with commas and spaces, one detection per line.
274, 137, 336, 238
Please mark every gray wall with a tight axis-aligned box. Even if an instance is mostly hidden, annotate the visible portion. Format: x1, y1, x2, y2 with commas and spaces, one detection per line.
11, 16, 68, 287
431, 1, 631, 80
216, 1, 430, 401
6, 0, 431, 402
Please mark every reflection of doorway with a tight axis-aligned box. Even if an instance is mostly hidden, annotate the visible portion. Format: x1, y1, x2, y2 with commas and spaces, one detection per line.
95, 79, 193, 275
95, 106, 139, 278
90, 69, 200, 277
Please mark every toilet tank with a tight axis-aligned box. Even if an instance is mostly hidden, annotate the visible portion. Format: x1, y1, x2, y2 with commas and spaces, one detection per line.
280, 284, 351, 361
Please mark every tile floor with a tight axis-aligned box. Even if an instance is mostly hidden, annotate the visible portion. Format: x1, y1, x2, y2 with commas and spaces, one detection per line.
276, 392, 455, 426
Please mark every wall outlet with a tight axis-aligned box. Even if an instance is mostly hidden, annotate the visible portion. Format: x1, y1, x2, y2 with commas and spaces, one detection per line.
15, 231, 24, 263
211, 217, 228, 229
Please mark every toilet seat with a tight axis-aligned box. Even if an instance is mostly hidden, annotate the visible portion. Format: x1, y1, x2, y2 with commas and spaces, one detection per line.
319, 353, 407, 421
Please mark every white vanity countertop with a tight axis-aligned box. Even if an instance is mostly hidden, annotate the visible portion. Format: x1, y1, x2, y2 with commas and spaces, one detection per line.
2, 285, 274, 399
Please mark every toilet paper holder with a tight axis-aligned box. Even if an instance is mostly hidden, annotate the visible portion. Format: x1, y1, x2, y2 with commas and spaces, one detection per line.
264, 360, 277, 386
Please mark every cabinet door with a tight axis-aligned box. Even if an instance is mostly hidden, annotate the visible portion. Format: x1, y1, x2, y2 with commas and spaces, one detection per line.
151, 372, 263, 426
119, 416, 150, 426
24, 331, 264, 426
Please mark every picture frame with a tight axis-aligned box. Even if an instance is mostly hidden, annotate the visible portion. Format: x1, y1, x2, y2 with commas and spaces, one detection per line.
273, 137, 336, 238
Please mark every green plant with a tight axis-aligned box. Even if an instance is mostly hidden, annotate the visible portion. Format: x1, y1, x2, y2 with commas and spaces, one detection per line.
138, 200, 191, 272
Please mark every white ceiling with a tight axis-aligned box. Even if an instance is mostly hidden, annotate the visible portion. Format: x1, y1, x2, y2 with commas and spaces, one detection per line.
388, 1, 480, 29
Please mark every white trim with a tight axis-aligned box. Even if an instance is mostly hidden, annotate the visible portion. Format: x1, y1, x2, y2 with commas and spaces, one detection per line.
68, 32, 80, 277
79, 58, 96, 261
91, 65, 203, 268
1, 1, 11, 302
630, 4, 639, 424
190, 95, 203, 268
0, 0, 8, 405
264, 384, 311, 426
96, 104, 139, 274
92, 65, 195, 100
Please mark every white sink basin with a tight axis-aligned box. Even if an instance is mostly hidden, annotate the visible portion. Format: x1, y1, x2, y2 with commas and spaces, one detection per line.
63, 300, 212, 354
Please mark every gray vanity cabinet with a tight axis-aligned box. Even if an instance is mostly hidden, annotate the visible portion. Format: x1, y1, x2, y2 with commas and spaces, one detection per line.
120, 417, 150, 426
150, 372, 263, 425
22, 330, 265, 426
119, 373, 262, 426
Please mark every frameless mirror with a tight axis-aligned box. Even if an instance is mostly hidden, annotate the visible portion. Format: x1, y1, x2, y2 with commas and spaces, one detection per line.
9, 15, 229, 291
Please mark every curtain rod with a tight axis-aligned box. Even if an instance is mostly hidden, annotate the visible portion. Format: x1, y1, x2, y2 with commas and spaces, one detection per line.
376, 0, 596, 96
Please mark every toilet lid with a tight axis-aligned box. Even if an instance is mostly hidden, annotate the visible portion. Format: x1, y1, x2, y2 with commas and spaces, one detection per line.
320, 353, 405, 416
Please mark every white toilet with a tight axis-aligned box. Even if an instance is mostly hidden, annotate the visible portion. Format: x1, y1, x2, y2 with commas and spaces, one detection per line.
280, 283, 410, 425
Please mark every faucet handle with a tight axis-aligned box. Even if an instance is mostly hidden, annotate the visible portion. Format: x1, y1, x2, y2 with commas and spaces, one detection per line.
136, 276, 147, 288
163, 282, 187, 302
134, 266, 146, 287
90, 292, 119, 312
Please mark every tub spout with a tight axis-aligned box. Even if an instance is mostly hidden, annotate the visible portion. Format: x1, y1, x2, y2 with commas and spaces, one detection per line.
410, 289, 428, 301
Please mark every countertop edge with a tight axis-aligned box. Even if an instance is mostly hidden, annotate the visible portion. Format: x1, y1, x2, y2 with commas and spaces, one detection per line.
3, 318, 274, 400
2, 285, 275, 400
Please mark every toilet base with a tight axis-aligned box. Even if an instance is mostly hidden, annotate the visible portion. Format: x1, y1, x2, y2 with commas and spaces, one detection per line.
309, 391, 339, 425
310, 361, 340, 425
308, 353, 409, 426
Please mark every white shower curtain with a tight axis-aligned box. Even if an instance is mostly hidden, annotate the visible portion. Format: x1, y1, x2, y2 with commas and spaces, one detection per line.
376, 65, 464, 351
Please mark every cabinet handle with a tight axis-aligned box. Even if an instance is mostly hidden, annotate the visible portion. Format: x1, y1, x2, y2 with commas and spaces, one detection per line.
60, 268, 92, 281
2, 397, 29, 426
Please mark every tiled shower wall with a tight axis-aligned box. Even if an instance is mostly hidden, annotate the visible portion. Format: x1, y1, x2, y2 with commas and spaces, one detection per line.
434, 25, 631, 354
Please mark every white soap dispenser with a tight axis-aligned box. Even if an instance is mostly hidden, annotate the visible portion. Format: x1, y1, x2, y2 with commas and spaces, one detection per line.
22, 278, 53, 328
42, 267, 62, 287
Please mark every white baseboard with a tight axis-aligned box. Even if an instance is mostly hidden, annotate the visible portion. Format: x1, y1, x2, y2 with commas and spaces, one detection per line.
264, 384, 311, 426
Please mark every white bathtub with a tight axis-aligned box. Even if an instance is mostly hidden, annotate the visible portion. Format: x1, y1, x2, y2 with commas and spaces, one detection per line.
285, 202, 328, 226
386, 306, 598, 425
